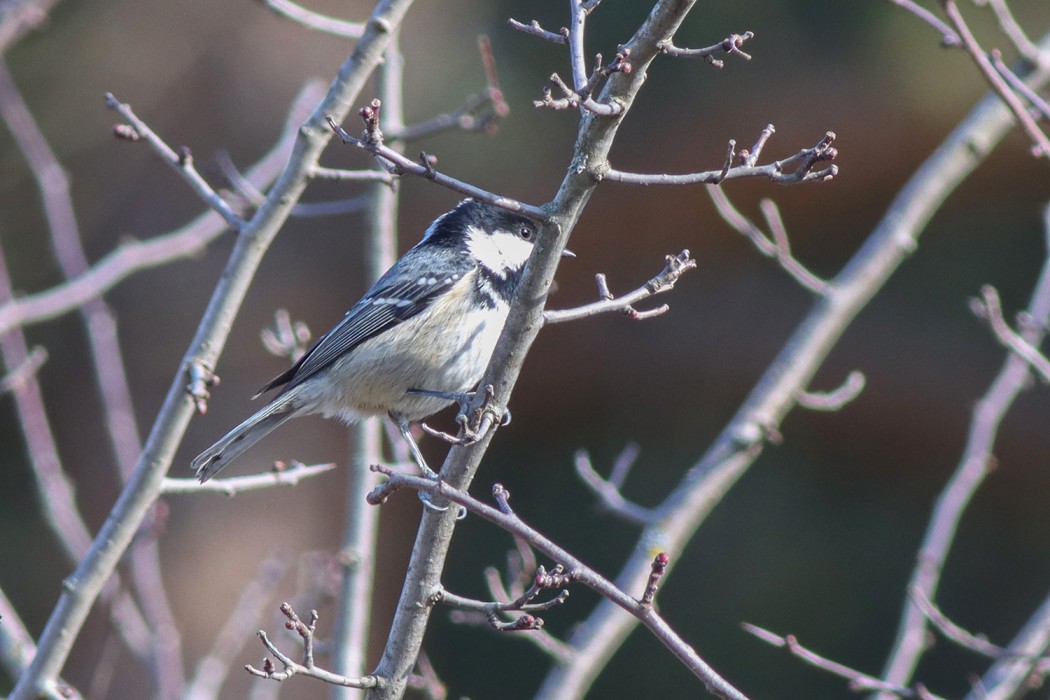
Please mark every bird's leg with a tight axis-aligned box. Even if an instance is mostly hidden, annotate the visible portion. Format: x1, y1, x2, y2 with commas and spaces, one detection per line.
409, 385, 510, 445
393, 415, 464, 518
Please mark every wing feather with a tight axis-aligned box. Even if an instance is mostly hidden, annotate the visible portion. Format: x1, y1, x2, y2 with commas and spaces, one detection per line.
258, 248, 471, 396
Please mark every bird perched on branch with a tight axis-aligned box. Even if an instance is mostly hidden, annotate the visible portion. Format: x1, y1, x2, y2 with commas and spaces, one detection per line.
192, 198, 564, 484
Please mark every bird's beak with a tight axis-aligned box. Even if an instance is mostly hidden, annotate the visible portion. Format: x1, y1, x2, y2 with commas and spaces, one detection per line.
561, 248, 576, 259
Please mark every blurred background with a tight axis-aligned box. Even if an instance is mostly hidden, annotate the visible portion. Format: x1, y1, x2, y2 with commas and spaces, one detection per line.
2, 1, 1049, 698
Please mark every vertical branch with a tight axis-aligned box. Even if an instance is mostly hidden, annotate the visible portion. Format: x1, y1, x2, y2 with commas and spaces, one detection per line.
9, 2, 417, 697
368, 2, 702, 698
329, 36, 403, 686
0, 59, 186, 698
0, 224, 153, 667
874, 202, 1050, 699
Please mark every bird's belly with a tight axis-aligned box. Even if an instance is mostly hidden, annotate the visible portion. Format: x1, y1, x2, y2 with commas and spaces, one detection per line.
301, 304, 507, 423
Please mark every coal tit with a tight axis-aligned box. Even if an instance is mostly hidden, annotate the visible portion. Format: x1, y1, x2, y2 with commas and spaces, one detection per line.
191, 198, 556, 483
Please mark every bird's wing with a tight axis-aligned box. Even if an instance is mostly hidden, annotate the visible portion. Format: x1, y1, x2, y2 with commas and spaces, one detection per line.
258, 251, 472, 396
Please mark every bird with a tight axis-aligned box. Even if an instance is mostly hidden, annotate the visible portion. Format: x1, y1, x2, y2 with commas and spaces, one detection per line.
191, 198, 558, 485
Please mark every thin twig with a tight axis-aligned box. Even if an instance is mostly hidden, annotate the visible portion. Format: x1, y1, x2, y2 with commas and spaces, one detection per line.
368, 471, 750, 700
795, 371, 866, 411
973, 0, 1043, 64
507, 18, 568, 44
990, 49, 1050, 122
105, 93, 246, 229
972, 284, 1050, 382
742, 624, 945, 699
246, 605, 381, 689
544, 251, 695, 324
257, 0, 364, 38
939, 0, 1050, 158
658, 31, 754, 69
604, 131, 838, 186
162, 462, 338, 495
573, 448, 655, 525
326, 112, 547, 220
886, 0, 962, 46
876, 204, 1050, 698
707, 187, 830, 294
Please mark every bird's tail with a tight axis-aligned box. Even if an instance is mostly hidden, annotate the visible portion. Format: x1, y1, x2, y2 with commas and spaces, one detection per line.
191, 400, 296, 482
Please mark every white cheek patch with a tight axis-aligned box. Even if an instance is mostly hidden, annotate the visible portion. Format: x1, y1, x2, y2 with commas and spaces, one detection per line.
466, 225, 533, 278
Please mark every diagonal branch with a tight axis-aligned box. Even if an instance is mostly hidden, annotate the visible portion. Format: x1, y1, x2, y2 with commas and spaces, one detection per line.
9, 3, 417, 697
539, 30, 1050, 700
875, 200, 1050, 699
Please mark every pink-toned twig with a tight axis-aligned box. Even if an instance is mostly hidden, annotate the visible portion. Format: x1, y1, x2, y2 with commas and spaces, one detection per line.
659, 31, 755, 69
939, 0, 1050, 158
876, 204, 1050, 698
707, 186, 830, 294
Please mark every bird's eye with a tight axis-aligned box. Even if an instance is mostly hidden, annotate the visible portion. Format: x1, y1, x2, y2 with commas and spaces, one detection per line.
519, 226, 533, 240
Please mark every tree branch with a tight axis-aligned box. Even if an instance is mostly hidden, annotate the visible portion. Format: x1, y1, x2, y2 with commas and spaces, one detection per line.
538, 30, 1050, 700
9, 3, 417, 696
875, 199, 1050, 698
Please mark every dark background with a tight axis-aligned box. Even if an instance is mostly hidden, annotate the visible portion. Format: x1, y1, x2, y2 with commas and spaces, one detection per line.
2, 1, 1049, 698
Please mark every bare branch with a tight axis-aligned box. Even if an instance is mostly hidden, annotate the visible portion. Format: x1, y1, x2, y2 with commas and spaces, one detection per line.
0, 587, 83, 700
885, 0, 962, 46
0, 0, 61, 54
604, 130, 838, 186
908, 587, 1009, 659
0, 344, 46, 394
105, 92, 246, 229
368, 470, 750, 700
246, 605, 380, 690
876, 203, 1050, 698
658, 31, 755, 69
795, 370, 866, 411
742, 624, 945, 699
544, 250, 695, 324
990, 49, 1050, 122
215, 150, 372, 218
257, 0, 364, 38
162, 462, 337, 495
541, 34, 1050, 700
964, 592, 1050, 700
973, 0, 1044, 64
971, 284, 1050, 383
326, 110, 547, 220
389, 36, 510, 141
0, 81, 321, 336
573, 447, 656, 525
507, 18, 567, 44
939, 0, 1050, 158
707, 187, 830, 294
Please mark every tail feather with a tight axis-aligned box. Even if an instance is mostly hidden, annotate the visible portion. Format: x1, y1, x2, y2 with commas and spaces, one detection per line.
192, 400, 296, 482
